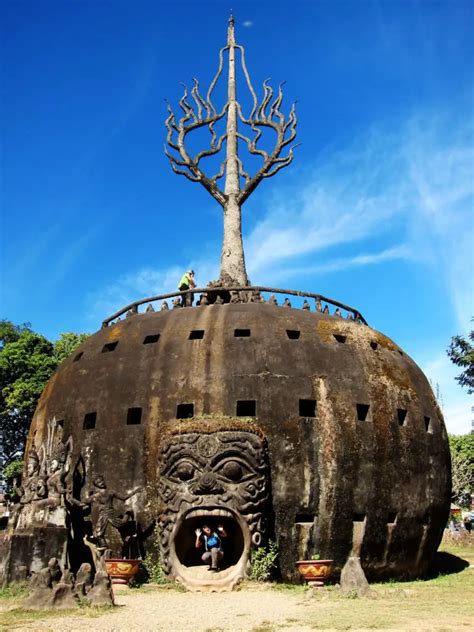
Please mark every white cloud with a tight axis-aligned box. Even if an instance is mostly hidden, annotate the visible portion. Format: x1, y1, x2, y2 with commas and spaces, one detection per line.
88, 110, 473, 348
242, 21, 253, 28
245, 115, 474, 328
88, 260, 218, 322
253, 245, 412, 283
404, 123, 474, 331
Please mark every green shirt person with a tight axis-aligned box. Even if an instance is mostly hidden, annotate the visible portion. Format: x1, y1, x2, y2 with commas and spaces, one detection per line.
178, 270, 196, 306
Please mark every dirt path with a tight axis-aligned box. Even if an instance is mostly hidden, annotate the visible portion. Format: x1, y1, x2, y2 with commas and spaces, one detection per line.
4, 565, 474, 632
9, 586, 315, 631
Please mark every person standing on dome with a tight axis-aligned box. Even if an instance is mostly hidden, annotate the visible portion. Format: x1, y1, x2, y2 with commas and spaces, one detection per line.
178, 269, 196, 307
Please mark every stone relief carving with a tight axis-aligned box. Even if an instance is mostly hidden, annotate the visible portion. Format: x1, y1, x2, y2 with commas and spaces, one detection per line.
157, 428, 270, 576
13, 447, 41, 505
68, 474, 140, 551
11, 419, 73, 529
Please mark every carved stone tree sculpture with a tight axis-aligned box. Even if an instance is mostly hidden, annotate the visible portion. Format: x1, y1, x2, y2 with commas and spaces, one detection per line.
165, 16, 298, 286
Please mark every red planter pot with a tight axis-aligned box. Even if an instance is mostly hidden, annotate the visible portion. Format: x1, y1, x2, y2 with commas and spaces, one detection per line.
105, 559, 141, 586
296, 560, 333, 587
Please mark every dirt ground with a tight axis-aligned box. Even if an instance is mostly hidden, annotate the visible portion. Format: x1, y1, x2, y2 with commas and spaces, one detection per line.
7, 585, 320, 631
2, 543, 473, 631
2, 573, 474, 632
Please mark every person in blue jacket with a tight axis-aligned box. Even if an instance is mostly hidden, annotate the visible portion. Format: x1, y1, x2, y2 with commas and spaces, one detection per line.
195, 523, 227, 571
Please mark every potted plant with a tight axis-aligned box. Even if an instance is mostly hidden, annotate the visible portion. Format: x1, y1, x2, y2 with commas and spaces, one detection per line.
296, 553, 333, 587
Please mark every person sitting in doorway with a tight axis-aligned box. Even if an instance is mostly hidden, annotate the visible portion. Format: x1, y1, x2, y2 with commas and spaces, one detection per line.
178, 269, 196, 307
195, 523, 227, 571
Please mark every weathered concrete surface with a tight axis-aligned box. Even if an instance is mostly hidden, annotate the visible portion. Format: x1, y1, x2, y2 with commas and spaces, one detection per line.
86, 570, 115, 606
21, 558, 113, 610
11, 304, 450, 582
1, 526, 67, 584
340, 556, 371, 596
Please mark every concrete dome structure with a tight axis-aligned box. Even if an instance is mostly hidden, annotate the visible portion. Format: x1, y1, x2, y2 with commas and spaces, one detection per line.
1, 17, 451, 592
3, 294, 450, 590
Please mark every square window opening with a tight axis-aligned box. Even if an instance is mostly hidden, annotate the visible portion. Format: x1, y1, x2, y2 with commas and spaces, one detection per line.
387, 512, 397, 524
370, 341, 378, 351
353, 512, 366, 522
83, 412, 96, 430
236, 400, 256, 416
127, 407, 142, 425
397, 408, 408, 426
176, 403, 194, 419
234, 329, 251, 337
299, 399, 316, 417
102, 341, 118, 353
295, 513, 315, 524
143, 334, 160, 345
424, 416, 432, 432
286, 330, 301, 340
73, 352, 83, 362
356, 403, 370, 422
333, 334, 347, 344
189, 330, 205, 340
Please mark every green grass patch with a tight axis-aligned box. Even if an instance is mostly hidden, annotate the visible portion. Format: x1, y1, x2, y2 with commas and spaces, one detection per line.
0, 605, 113, 630
0, 581, 29, 600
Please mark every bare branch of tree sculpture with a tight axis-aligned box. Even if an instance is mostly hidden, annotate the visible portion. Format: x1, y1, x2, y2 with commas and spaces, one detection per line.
165, 15, 298, 286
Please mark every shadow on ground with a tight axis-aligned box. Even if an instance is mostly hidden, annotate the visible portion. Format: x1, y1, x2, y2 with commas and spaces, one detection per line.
427, 552, 470, 577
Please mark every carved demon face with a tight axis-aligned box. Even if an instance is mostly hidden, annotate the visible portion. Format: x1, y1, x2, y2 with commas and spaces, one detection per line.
157, 429, 270, 587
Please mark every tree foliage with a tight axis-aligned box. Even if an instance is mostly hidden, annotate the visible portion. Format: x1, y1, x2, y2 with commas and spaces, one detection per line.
447, 325, 474, 394
53, 332, 89, 364
0, 320, 88, 472
449, 434, 474, 506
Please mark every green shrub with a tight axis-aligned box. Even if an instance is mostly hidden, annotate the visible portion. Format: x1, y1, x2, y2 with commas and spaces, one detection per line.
142, 553, 169, 584
249, 541, 279, 582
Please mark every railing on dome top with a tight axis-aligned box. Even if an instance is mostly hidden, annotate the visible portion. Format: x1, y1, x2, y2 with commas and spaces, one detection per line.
101, 287, 368, 328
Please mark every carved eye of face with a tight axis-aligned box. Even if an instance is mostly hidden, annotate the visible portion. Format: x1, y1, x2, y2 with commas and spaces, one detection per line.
222, 460, 243, 481
176, 462, 194, 481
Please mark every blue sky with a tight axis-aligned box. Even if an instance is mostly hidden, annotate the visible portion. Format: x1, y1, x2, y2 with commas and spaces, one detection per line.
1, 0, 473, 433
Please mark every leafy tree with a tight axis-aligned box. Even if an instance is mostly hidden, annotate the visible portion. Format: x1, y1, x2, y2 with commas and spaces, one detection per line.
449, 434, 474, 506
2, 459, 24, 497
0, 321, 32, 346
0, 320, 88, 474
447, 325, 474, 394
54, 332, 89, 364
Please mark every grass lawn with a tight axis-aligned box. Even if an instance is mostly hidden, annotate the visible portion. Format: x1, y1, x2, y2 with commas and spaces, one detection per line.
294, 540, 474, 631
1, 538, 472, 631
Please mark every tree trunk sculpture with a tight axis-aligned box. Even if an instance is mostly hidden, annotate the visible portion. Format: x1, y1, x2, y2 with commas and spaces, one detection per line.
165, 16, 298, 286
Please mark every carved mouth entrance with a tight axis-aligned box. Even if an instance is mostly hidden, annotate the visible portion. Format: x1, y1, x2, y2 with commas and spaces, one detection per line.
171, 507, 248, 591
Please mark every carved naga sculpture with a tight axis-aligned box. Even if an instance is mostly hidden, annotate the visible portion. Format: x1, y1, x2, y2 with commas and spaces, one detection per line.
165, 15, 298, 286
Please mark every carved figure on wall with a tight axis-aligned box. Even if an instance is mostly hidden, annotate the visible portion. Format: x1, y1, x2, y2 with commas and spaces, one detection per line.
14, 448, 41, 505
72, 475, 141, 549
157, 422, 270, 586
34, 477, 48, 501
42, 419, 72, 507
13, 420, 72, 517
46, 444, 68, 505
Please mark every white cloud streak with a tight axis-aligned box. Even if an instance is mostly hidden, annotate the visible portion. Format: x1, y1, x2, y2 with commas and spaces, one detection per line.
245, 115, 473, 329
88, 261, 218, 322
89, 111, 473, 334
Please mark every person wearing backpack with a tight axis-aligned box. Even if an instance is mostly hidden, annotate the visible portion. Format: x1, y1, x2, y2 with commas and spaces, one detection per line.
195, 523, 227, 571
